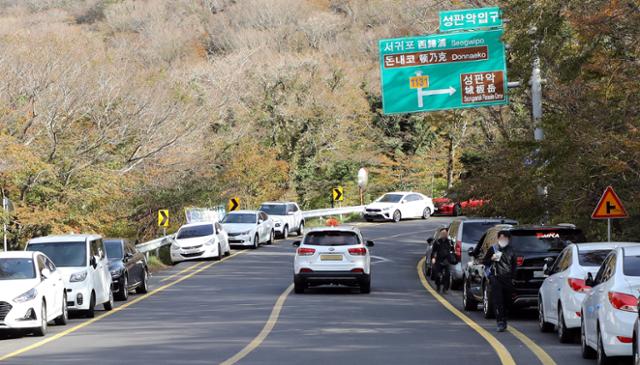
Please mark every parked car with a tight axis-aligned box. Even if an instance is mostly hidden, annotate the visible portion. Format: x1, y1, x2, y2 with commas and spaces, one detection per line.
539, 242, 638, 343
364, 192, 435, 223
258, 202, 304, 239
0, 251, 68, 336
25, 235, 113, 318
170, 222, 231, 264
104, 239, 149, 301
581, 246, 640, 363
292, 226, 374, 294
433, 194, 487, 216
222, 211, 274, 249
463, 225, 586, 318
449, 218, 518, 287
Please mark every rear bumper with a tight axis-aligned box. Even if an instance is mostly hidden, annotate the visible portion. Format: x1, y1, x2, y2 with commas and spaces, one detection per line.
511, 293, 538, 308
295, 272, 370, 286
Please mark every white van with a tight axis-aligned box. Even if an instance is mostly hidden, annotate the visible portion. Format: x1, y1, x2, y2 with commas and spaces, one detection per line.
26, 235, 113, 318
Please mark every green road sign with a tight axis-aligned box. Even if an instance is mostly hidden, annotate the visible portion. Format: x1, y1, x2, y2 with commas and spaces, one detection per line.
379, 29, 508, 114
439, 7, 502, 33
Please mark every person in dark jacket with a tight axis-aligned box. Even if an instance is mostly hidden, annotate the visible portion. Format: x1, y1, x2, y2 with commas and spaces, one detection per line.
482, 230, 517, 332
430, 228, 455, 293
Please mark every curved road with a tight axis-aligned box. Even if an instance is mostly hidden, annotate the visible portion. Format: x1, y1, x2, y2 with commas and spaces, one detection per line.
0, 219, 612, 364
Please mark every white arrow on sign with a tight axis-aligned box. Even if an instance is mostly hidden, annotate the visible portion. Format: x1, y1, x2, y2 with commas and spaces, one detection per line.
417, 86, 457, 107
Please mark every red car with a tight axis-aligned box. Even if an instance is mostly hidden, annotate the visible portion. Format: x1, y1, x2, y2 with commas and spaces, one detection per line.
433, 196, 486, 216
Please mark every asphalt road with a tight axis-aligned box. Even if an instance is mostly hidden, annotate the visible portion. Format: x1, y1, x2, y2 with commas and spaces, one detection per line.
0, 218, 627, 364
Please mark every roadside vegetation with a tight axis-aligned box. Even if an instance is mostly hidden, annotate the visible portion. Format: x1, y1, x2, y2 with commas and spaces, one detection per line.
0, 0, 637, 246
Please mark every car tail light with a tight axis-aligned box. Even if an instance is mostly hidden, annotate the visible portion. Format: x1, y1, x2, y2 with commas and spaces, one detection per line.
455, 240, 462, 261
348, 247, 367, 256
297, 247, 316, 256
576, 312, 581, 317
299, 268, 313, 273
617, 336, 633, 343
351, 268, 365, 273
608, 292, 639, 312
568, 278, 590, 293
516, 256, 524, 266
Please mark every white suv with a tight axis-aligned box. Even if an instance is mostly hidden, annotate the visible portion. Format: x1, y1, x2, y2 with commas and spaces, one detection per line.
259, 202, 304, 239
26, 235, 113, 318
292, 226, 374, 294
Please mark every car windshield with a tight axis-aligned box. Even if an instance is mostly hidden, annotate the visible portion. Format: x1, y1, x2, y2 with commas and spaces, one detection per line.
304, 231, 360, 246
378, 194, 403, 203
177, 225, 214, 239
578, 250, 611, 267
222, 214, 257, 224
623, 255, 640, 277
0, 258, 36, 280
104, 240, 124, 259
462, 222, 502, 244
509, 230, 585, 253
27, 242, 87, 267
259, 204, 287, 216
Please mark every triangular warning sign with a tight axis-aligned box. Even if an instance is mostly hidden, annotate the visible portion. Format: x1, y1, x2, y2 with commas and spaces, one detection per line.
591, 186, 628, 219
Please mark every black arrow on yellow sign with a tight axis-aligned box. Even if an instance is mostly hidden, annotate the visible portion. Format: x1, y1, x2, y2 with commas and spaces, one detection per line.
332, 187, 344, 202
158, 209, 169, 227
228, 198, 240, 212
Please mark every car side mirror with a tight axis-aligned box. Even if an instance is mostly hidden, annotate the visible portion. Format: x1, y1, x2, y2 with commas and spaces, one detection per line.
427, 238, 434, 245
366, 240, 375, 247
467, 247, 475, 257
40, 268, 51, 280
90, 256, 98, 268
401, 200, 406, 204
585, 272, 595, 287
292, 241, 301, 247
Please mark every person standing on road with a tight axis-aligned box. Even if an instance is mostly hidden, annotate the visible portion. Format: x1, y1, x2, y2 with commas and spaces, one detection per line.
483, 231, 517, 332
430, 228, 455, 293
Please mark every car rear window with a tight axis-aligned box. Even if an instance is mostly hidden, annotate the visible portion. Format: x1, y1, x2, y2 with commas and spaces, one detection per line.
462, 222, 502, 244
578, 250, 611, 267
304, 232, 360, 246
177, 225, 214, 239
509, 229, 585, 253
623, 255, 640, 277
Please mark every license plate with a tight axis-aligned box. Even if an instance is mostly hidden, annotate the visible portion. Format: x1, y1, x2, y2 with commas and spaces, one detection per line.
533, 271, 545, 278
320, 254, 343, 261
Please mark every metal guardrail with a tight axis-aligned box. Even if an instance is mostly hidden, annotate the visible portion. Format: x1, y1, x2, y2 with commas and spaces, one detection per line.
136, 205, 365, 253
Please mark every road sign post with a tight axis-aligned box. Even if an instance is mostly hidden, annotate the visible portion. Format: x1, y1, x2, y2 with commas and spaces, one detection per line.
379, 29, 508, 114
591, 186, 628, 242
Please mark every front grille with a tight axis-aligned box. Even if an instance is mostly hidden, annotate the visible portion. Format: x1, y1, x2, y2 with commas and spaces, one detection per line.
228, 233, 242, 237
0, 301, 12, 321
181, 252, 203, 258
366, 209, 381, 213
183, 244, 203, 250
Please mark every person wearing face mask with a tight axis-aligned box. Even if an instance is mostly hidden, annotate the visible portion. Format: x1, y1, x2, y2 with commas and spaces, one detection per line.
482, 230, 517, 332
430, 228, 456, 293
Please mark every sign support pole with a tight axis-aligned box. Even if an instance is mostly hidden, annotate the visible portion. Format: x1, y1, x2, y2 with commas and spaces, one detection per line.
530, 29, 549, 224
2, 191, 7, 252
607, 219, 611, 243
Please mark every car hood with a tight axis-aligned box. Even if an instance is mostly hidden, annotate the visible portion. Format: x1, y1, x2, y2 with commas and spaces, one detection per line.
0, 279, 40, 300
221, 223, 256, 234
108, 259, 124, 272
174, 236, 212, 247
365, 202, 397, 210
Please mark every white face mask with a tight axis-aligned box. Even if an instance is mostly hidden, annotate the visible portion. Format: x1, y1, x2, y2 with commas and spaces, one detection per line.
498, 239, 509, 248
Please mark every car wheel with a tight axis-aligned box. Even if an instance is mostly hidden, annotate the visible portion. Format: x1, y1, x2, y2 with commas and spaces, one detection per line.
33, 301, 47, 337
463, 278, 478, 311
115, 274, 129, 301
294, 278, 306, 294
482, 283, 495, 319
597, 325, 614, 365
283, 226, 289, 239
557, 304, 573, 343
136, 269, 149, 294
634, 331, 640, 365
54, 293, 68, 326
214, 243, 222, 260
581, 317, 597, 359
538, 297, 554, 332
86, 292, 96, 318
422, 207, 431, 219
225, 245, 231, 256
425, 260, 431, 277
392, 210, 401, 223
365, 217, 373, 222
298, 222, 304, 236
103, 290, 114, 311
267, 230, 274, 245
252, 234, 259, 249
454, 204, 462, 216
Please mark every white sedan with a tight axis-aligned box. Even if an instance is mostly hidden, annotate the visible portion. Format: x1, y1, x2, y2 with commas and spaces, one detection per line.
222, 211, 275, 249
539, 242, 637, 343
170, 222, 231, 264
363, 192, 435, 223
581, 245, 640, 363
0, 251, 68, 336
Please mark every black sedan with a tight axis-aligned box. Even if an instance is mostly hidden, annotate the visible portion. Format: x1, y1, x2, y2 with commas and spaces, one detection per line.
105, 239, 150, 301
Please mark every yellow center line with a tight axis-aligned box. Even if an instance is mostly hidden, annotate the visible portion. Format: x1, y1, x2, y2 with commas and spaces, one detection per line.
0, 250, 248, 363
508, 326, 557, 365
160, 261, 205, 282
220, 284, 293, 365
416, 257, 516, 365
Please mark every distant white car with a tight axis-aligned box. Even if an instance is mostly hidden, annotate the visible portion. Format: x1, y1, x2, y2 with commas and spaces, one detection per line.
364, 192, 435, 223
259, 202, 304, 239
292, 226, 374, 294
25, 235, 113, 318
581, 245, 640, 363
170, 222, 231, 264
0, 251, 68, 336
539, 242, 638, 343
222, 211, 275, 249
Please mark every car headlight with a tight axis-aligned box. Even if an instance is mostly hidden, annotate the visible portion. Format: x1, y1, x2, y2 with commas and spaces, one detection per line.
70, 270, 88, 282
241, 231, 251, 236
275, 223, 282, 227
14, 288, 38, 303
382, 207, 391, 211
171, 242, 179, 250
205, 239, 215, 246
